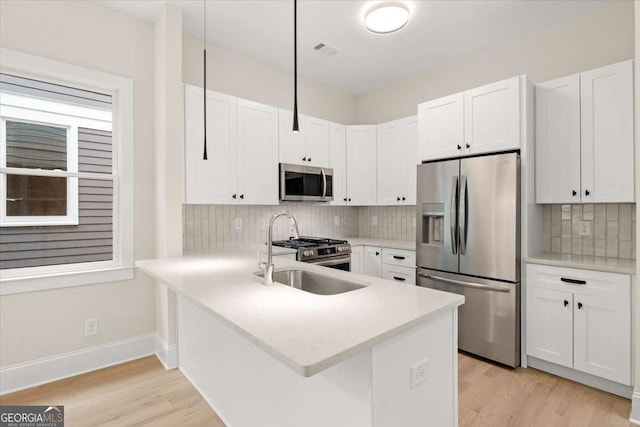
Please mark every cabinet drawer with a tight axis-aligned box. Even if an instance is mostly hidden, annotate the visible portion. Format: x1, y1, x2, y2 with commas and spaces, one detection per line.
382, 248, 416, 268
526, 264, 630, 302
382, 264, 416, 285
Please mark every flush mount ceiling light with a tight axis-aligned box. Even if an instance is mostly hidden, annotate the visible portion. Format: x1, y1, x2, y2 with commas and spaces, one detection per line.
364, 2, 410, 34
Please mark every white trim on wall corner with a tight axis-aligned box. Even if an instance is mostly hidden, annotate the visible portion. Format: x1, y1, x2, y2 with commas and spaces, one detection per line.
155, 335, 178, 370
630, 392, 640, 425
0, 333, 155, 395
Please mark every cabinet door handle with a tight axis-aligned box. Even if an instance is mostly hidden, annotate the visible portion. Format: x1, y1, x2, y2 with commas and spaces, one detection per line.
393, 255, 405, 260
561, 277, 586, 285
393, 276, 406, 282
564, 300, 569, 307
578, 302, 583, 309
232, 194, 237, 199
303, 157, 307, 161
402, 196, 406, 201
572, 190, 577, 196
348, 198, 351, 202
585, 190, 590, 196
307, 157, 311, 162
239, 194, 244, 199
397, 197, 401, 201
466, 143, 470, 149
375, 251, 380, 256
457, 145, 462, 150
343, 197, 347, 202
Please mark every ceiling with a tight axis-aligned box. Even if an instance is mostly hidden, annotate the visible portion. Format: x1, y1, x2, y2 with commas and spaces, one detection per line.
99, 0, 608, 95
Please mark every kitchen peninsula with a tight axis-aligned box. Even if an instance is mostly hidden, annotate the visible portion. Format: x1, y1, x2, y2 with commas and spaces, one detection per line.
136, 254, 464, 427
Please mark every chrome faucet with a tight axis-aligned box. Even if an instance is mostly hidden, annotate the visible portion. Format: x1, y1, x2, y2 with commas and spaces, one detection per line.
260, 210, 300, 285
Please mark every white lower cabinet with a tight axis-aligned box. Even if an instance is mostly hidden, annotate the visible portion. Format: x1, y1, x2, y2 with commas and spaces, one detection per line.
350, 246, 363, 275
526, 264, 631, 385
526, 286, 573, 368
363, 246, 382, 277
382, 264, 416, 285
573, 294, 631, 384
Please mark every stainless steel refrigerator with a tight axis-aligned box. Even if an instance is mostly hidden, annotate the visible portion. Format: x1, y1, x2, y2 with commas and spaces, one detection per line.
416, 151, 520, 367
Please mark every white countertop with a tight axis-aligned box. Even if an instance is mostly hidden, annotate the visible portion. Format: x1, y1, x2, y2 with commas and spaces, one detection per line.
136, 254, 462, 377
347, 238, 416, 251
526, 252, 636, 275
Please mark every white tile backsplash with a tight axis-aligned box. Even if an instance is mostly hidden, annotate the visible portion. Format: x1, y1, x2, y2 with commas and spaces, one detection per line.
542, 203, 635, 259
183, 204, 417, 253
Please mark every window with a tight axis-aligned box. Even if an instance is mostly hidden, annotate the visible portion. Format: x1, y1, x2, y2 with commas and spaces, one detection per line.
0, 48, 134, 294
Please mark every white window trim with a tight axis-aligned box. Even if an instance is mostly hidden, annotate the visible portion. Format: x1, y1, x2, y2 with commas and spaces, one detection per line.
0, 48, 134, 295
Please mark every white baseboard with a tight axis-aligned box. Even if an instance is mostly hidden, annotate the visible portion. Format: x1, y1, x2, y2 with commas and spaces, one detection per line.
0, 333, 155, 395
155, 335, 178, 370
630, 392, 640, 425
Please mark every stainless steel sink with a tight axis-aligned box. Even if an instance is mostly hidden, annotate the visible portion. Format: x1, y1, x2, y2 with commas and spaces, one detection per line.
255, 269, 366, 295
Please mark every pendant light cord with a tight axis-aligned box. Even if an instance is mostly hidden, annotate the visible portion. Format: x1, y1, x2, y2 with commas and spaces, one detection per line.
203, 0, 208, 160
292, 0, 299, 132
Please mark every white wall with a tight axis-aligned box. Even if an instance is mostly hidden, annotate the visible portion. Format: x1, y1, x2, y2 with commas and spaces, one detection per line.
182, 36, 358, 125
356, 1, 635, 124
633, 1, 640, 424
0, 0, 156, 367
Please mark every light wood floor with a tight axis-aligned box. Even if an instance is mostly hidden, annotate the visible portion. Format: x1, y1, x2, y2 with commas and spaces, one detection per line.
0, 353, 632, 426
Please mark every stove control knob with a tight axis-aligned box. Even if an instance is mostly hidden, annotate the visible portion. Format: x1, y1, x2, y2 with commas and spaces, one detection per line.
336, 247, 342, 252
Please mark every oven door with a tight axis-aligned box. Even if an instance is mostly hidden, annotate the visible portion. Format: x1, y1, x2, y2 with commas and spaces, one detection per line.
280, 163, 334, 202
309, 255, 350, 271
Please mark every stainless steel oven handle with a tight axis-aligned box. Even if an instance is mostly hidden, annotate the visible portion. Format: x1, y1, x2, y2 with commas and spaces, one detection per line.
418, 273, 510, 293
450, 175, 458, 255
309, 255, 351, 267
321, 168, 327, 199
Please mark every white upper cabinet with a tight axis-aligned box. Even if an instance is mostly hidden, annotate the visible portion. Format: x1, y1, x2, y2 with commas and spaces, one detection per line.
463, 76, 520, 155
535, 74, 581, 204
405, 117, 418, 205
580, 60, 634, 203
377, 116, 418, 205
418, 93, 464, 161
185, 85, 238, 204
329, 122, 347, 206
278, 109, 305, 165
237, 99, 279, 205
304, 116, 330, 167
278, 110, 330, 167
346, 125, 377, 205
535, 60, 635, 204
418, 76, 522, 162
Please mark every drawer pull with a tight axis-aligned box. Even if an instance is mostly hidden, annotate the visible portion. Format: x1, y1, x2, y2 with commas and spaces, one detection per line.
564, 300, 569, 307
561, 277, 586, 285
393, 255, 406, 260
393, 276, 406, 282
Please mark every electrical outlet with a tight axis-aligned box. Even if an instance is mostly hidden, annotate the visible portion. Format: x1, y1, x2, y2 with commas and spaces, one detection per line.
235, 217, 243, 231
410, 357, 429, 388
334, 215, 340, 226
85, 318, 98, 336
579, 221, 591, 236
372, 216, 378, 226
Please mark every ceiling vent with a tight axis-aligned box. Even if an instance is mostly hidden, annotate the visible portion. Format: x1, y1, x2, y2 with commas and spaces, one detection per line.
313, 42, 339, 56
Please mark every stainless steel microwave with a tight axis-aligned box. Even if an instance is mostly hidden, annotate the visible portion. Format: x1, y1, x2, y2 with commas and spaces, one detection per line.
279, 163, 334, 202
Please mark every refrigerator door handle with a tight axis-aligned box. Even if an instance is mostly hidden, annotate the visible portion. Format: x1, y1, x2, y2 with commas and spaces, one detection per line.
458, 175, 467, 255
418, 273, 511, 293
450, 176, 458, 254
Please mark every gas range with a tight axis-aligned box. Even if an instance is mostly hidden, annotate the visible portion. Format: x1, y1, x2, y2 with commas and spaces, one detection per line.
272, 236, 351, 264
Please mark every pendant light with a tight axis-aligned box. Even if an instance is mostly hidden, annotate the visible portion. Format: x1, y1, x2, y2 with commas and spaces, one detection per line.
292, 0, 299, 133
202, 0, 208, 160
